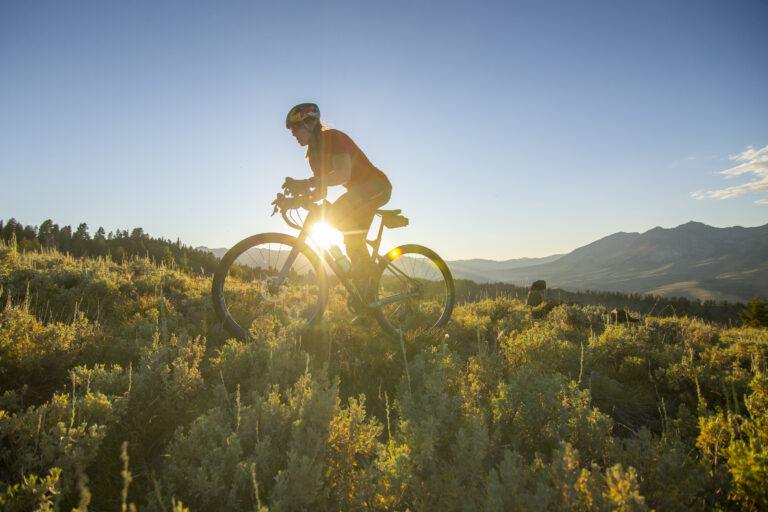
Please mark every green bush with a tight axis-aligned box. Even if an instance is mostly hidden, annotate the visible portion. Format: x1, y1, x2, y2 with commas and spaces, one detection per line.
0, 304, 105, 397
487, 443, 647, 512
160, 371, 337, 511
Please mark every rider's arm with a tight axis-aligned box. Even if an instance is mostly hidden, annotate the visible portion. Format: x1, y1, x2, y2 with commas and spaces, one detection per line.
325, 154, 352, 186
308, 153, 352, 201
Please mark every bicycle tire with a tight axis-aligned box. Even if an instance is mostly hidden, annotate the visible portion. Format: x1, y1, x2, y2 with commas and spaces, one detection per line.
373, 244, 455, 337
211, 233, 327, 341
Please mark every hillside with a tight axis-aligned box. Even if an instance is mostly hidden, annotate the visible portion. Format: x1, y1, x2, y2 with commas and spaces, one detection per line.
446, 254, 564, 283
1, 240, 767, 510
449, 222, 768, 302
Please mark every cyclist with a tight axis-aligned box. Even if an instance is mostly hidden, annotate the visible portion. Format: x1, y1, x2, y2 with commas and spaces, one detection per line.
283, 103, 392, 291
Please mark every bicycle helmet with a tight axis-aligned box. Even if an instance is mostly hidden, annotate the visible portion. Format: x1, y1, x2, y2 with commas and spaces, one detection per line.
285, 103, 320, 128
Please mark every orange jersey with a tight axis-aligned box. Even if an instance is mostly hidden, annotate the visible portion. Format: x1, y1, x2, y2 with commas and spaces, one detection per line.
308, 129, 389, 189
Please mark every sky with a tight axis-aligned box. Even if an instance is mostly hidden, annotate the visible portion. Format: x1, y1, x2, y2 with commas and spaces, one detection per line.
1, 0, 767, 260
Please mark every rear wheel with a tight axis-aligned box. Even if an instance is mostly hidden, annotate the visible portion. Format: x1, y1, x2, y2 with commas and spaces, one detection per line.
211, 233, 327, 341
374, 244, 455, 337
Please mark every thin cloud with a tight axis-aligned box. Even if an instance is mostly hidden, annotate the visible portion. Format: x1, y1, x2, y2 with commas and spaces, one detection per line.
692, 144, 768, 203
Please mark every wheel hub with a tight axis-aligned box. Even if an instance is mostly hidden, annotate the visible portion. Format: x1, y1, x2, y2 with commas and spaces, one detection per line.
261, 277, 288, 302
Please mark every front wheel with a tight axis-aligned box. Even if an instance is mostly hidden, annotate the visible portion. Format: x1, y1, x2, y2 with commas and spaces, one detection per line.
211, 233, 327, 341
373, 244, 455, 338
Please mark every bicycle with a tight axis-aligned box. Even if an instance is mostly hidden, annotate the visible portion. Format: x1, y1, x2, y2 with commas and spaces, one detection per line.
211, 183, 455, 340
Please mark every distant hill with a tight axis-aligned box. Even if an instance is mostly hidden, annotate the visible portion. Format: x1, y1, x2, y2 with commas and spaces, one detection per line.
200, 247, 228, 259
446, 255, 564, 283
449, 221, 768, 302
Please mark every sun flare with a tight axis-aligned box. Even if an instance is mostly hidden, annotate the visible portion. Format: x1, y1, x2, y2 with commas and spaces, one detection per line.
310, 222, 345, 251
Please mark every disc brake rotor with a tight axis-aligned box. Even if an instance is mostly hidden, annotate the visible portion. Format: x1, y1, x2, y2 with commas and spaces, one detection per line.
260, 277, 288, 303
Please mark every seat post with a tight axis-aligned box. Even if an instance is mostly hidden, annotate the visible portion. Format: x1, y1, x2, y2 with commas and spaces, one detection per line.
369, 214, 385, 258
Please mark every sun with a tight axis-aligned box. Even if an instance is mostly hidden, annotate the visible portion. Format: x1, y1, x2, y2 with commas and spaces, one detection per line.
310, 222, 345, 251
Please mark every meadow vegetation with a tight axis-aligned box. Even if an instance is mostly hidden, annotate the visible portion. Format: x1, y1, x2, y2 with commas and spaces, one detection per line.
1, 238, 766, 511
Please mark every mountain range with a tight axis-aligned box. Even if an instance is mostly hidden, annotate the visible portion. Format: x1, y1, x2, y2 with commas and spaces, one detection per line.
201, 221, 768, 303
446, 221, 768, 302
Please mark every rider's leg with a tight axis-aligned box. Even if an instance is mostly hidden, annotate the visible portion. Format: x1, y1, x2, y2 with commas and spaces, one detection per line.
326, 179, 392, 277
344, 232, 374, 274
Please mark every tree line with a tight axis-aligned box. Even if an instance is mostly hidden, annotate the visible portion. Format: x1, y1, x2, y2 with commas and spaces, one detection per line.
0, 217, 219, 275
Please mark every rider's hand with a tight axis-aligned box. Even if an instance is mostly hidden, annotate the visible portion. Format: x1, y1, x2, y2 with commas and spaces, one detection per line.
272, 192, 304, 211
282, 177, 309, 195
282, 176, 319, 195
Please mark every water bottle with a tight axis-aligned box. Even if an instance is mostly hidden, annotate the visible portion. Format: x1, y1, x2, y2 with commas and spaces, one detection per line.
329, 245, 352, 273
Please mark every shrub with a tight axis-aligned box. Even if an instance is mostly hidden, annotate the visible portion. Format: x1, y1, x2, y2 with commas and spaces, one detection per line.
714, 372, 768, 510
160, 371, 338, 511
0, 387, 126, 505
491, 364, 613, 464
379, 344, 489, 510
486, 443, 648, 512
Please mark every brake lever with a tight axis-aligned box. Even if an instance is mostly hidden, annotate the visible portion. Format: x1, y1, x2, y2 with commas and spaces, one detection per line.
271, 193, 284, 216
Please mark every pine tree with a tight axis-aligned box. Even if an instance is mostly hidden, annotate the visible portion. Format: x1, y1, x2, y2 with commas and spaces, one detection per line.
740, 296, 768, 328
38, 219, 56, 248
2, 218, 19, 242
74, 222, 90, 241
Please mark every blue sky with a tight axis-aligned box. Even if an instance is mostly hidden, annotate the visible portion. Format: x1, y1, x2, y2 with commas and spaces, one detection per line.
1, 0, 767, 260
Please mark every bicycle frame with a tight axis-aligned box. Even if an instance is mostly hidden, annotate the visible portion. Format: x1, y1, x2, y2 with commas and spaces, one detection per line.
212, 188, 455, 340
273, 203, 423, 311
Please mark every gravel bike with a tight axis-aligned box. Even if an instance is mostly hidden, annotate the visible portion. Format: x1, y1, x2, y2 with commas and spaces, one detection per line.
211, 183, 455, 340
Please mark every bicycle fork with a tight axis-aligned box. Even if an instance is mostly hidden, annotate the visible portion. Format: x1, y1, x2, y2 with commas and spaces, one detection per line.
269, 220, 314, 295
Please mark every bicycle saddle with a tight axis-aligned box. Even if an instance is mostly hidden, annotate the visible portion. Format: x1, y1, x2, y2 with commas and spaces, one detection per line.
376, 209, 402, 217
378, 209, 409, 228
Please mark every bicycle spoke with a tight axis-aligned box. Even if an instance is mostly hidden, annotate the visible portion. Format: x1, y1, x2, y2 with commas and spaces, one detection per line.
212, 234, 327, 341
374, 245, 454, 337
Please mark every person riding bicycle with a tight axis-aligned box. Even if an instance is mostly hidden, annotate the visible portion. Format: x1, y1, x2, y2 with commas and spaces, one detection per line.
283, 103, 392, 290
